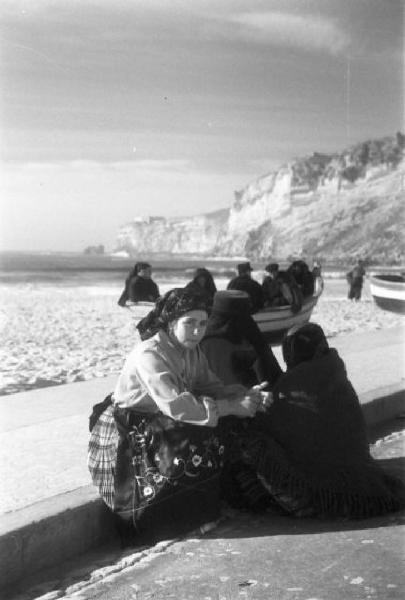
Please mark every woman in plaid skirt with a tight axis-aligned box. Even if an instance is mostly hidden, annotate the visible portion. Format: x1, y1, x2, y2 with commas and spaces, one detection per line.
88, 288, 271, 542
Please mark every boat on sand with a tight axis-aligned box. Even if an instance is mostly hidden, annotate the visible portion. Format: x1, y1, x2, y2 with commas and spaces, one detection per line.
369, 274, 405, 315
253, 282, 323, 345
127, 279, 323, 346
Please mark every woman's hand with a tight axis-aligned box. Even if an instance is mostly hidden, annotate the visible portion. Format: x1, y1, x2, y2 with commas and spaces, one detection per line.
248, 382, 274, 412
216, 382, 273, 419
231, 392, 263, 418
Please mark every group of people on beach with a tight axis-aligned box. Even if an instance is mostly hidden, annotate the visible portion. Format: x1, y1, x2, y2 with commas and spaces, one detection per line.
116, 259, 322, 315
88, 260, 402, 545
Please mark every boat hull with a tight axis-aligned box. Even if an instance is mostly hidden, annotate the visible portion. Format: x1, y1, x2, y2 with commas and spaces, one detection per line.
253, 296, 319, 345
369, 275, 405, 315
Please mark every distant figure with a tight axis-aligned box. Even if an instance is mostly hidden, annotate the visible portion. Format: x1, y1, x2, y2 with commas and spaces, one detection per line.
311, 261, 324, 295
185, 267, 217, 304
262, 263, 282, 307
262, 263, 302, 313
227, 262, 264, 313
346, 260, 366, 301
312, 261, 322, 279
287, 260, 315, 298
118, 262, 160, 306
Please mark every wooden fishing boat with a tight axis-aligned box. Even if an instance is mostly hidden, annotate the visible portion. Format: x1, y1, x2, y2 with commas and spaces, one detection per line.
253, 285, 323, 345
127, 279, 323, 346
369, 274, 405, 315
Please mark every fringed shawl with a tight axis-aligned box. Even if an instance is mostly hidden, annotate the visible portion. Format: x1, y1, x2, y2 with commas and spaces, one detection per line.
248, 349, 403, 518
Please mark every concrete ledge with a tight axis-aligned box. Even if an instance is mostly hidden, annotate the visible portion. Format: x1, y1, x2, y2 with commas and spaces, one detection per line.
361, 383, 405, 426
0, 385, 404, 592
0, 486, 116, 590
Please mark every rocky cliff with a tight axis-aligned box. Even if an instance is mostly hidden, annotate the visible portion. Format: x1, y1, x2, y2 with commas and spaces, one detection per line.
115, 134, 405, 264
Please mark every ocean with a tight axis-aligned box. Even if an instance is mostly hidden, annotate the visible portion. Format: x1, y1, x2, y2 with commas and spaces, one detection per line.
0, 251, 354, 292
0, 251, 239, 289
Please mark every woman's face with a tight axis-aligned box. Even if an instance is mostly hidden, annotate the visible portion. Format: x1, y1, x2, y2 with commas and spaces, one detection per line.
170, 309, 208, 349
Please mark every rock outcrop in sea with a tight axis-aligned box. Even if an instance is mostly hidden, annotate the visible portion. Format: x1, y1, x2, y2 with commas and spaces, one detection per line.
114, 134, 405, 264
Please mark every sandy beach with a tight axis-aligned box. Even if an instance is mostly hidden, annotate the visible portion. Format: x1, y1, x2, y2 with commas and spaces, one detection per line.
1, 278, 404, 397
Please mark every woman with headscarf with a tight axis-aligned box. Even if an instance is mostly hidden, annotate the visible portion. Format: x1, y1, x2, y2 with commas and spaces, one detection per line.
287, 260, 315, 299
200, 290, 282, 388
243, 323, 404, 518
117, 262, 159, 307
184, 267, 217, 305
199, 290, 283, 513
88, 288, 270, 543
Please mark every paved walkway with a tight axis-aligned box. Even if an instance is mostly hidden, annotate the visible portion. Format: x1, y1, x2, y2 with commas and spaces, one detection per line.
0, 326, 404, 597
0, 326, 404, 514
10, 427, 405, 600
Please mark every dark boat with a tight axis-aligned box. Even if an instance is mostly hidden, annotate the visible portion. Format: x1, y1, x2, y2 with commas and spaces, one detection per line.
369, 274, 405, 314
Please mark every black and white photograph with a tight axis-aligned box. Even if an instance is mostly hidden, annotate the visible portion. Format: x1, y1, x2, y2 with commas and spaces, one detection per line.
0, 1, 404, 598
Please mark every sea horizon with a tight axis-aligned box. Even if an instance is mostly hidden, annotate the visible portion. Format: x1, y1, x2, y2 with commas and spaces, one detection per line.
1, 250, 403, 278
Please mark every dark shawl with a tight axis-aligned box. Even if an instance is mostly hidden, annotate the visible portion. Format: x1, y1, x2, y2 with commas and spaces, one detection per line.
202, 311, 282, 388
184, 268, 217, 303
249, 349, 402, 517
226, 275, 265, 313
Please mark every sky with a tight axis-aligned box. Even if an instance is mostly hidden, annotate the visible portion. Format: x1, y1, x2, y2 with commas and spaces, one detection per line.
0, 0, 403, 252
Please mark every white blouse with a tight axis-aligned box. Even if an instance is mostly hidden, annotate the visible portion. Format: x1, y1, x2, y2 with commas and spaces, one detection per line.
113, 330, 239, 427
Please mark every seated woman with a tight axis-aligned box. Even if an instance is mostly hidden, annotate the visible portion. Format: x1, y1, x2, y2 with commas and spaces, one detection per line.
118, 262, 160, 306
184, 267, 217, 304
262, 263, 283, 307
200, 290, 282, 388
200, 289, 283, 512
245, 323, 403, 519
88, 288, 269, 543
262, 264, 303, 313
287, 260, 314, 299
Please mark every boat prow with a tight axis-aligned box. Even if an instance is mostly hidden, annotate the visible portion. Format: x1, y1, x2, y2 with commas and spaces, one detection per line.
369, 274, 405, 315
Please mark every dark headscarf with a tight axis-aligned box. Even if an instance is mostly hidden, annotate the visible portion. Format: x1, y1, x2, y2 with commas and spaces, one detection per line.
203, 290, 251, 344
282, 322, 329, 370
134, 262, 151, 274
203, 290, 283, 386
136, 288, 211, 341
184, 267, 217, 302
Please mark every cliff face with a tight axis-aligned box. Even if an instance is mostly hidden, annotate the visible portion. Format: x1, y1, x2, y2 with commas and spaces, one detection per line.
115, 209, 229, 256
115, 134, 405, 263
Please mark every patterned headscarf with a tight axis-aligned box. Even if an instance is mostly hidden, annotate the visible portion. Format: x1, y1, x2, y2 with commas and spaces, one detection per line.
137, 288, 211, 340
282, 322, 329, 370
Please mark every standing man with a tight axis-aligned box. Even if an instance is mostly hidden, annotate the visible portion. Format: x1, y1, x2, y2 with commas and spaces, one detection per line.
227, 262, 264, 313
347, 259, 366, 301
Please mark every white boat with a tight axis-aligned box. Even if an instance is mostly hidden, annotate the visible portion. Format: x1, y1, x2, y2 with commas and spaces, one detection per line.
127, 279, 323, 346
369, 274, 405, 315
253, 287, 323, 346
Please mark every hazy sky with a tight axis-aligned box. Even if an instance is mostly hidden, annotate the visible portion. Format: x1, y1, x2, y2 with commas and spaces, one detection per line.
0, 0, 403, 251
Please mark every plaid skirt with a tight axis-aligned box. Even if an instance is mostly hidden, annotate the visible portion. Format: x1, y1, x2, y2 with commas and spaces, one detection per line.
88, 404, 117, 509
